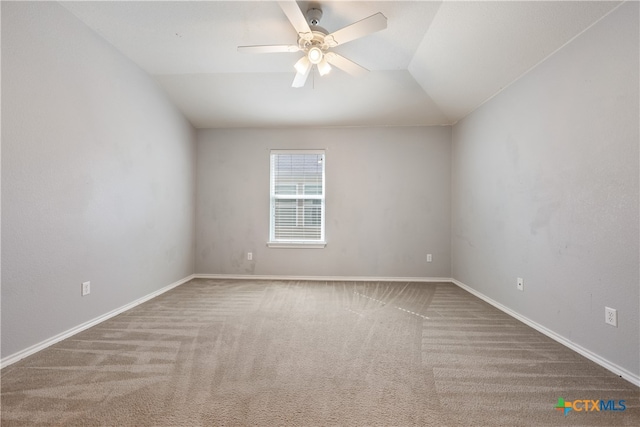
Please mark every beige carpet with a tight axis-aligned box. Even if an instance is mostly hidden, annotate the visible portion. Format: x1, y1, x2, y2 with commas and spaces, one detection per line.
1, 279, 638, 426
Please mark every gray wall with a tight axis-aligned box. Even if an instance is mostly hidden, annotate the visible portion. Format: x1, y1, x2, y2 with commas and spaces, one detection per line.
1, 2, 196, 359
451, 2, 639, 376
196, 126, 451, 278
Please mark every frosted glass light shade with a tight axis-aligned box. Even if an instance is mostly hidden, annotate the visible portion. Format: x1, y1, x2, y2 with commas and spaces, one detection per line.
294, 56, 311, 74
307, 47, 323, 64
317, 59, 331, 76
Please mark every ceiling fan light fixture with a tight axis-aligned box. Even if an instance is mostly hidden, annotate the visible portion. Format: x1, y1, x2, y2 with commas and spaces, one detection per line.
307, 46, 323, 64
317, 59, 331, 76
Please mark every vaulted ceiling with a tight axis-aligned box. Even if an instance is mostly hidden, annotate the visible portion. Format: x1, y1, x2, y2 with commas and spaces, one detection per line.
61, 1, 621, 128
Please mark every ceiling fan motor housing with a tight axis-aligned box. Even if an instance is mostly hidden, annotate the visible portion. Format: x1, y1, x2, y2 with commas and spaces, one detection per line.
298, 7, 332, 55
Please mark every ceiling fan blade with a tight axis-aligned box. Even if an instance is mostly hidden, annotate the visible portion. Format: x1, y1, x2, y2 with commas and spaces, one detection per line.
278, 1, 312, 40
324, 52, 368, 76
324, 12, 387, 47
238, 45, 300, 54
292, 57, 311, 88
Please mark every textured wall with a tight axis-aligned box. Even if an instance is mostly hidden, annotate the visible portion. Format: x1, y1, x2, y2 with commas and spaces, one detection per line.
1, 2, 196, 359
451, 2, 639, 376
196, 126, 451, 278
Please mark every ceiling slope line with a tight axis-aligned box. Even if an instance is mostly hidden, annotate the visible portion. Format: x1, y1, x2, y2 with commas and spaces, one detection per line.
450, 0, 630, 125
405, 0, 451, 124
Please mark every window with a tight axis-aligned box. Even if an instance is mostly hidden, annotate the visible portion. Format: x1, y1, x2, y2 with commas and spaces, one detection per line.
269, 150, 325, 247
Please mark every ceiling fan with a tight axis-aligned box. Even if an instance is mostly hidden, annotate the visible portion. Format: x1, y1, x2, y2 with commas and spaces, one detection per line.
238, 1, 387, 88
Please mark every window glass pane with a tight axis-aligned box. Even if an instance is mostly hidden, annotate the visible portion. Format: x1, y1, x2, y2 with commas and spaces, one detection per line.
304, 184, 322, 195
275, 184, 297, 195
274, 199, 297, 227
303, 199, 321, 226
273, 154, 323, 188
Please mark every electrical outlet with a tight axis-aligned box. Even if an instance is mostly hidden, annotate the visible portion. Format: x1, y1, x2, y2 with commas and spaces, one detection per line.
82, 281, 91, 296
426, 254, 432, 263
605, 307, 617, 327
247, 252, 253, 261
517, 277, 524, 291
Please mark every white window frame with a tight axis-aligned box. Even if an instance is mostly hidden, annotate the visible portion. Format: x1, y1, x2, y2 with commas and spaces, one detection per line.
268, 150, 326, 248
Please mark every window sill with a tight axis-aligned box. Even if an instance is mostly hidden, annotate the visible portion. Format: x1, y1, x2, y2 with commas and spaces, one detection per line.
267, 241, 326, 249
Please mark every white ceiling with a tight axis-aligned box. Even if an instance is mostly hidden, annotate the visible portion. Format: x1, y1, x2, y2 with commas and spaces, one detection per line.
61, 1, 621, 128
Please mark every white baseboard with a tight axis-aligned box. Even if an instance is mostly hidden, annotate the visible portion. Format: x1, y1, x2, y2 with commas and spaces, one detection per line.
0, 274, 195, 369
451, 279, 640, 387
194, 274, 453, 283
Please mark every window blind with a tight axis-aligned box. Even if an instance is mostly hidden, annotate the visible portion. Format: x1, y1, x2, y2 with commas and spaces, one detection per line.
270, 151, 325, 243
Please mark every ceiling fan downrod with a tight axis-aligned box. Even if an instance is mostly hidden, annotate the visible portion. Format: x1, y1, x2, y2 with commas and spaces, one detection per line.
307, 8, 323, 27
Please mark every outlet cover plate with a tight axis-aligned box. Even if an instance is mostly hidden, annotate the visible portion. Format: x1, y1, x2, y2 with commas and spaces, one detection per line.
82, 281, 91, 296
605, 307, 617, 327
